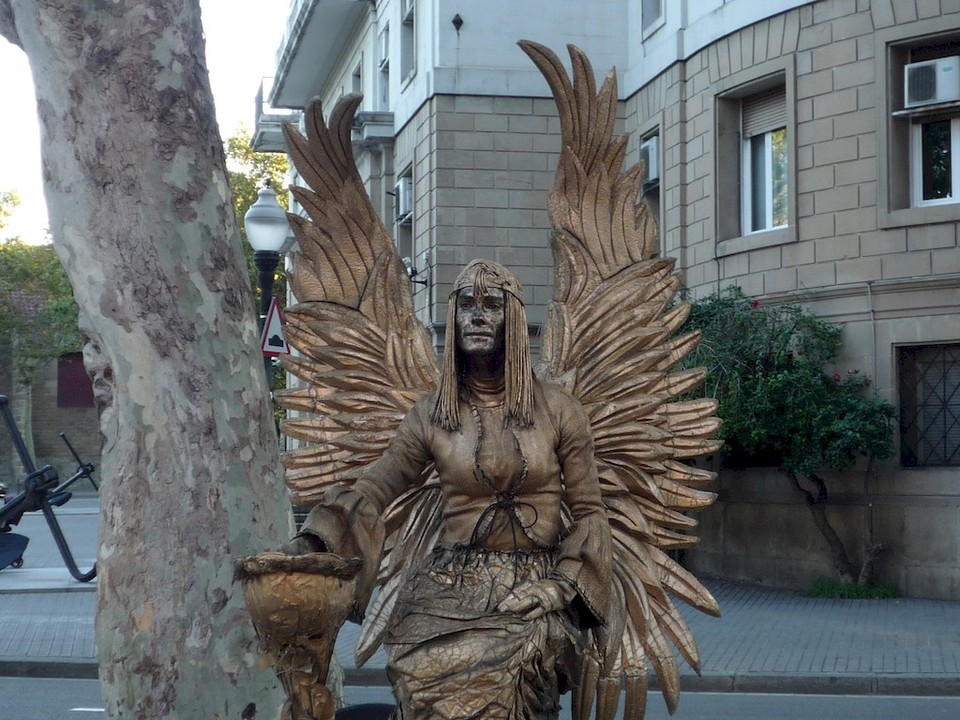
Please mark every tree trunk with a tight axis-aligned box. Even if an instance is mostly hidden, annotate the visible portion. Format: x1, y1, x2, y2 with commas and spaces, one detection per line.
788, 471, 857, 584
0, 3, 293, 718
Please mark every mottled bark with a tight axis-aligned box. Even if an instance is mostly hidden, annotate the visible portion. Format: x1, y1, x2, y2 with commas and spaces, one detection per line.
0, 2, 292, 718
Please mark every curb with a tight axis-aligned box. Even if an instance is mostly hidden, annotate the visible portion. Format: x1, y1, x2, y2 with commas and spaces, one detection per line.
674, 672, 960, 696
5, 659, 958, 698
0, 658, 98, 680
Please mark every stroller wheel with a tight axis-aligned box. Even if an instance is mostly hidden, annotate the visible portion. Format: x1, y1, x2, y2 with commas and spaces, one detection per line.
11, 557, 23, 569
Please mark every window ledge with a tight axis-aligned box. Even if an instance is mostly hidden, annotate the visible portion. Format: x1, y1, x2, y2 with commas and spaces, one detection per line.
891, 100, 960, 118
880, 202, 960, 229
717, 226, 793, 257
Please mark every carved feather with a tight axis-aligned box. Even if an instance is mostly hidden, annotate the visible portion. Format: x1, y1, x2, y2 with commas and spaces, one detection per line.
520, 39, 721, 718
275, 95, 443, 662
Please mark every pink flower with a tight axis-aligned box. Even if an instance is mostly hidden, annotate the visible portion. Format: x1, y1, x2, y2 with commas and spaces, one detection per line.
751, 300, 760, 308
833, 373, 841, 382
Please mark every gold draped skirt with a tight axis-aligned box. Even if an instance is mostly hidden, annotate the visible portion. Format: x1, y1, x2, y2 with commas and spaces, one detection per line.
385, 546, 583, 720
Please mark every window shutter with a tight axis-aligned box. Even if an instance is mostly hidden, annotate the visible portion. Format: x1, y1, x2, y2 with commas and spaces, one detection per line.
742, 86, 786, 138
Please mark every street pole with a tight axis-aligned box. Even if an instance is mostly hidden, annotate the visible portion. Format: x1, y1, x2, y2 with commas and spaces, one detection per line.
254, 249, 280, 390
243, 183, 290, 396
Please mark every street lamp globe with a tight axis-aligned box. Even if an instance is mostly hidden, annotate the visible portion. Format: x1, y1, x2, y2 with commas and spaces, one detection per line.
244, 184, 290, 253
244, 183, 291, 390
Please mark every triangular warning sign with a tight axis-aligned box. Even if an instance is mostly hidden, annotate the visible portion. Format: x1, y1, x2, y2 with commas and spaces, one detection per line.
260, 297, 290, 357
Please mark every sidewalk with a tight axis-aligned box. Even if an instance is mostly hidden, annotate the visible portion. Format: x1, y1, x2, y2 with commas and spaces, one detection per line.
1, 564, 958, 697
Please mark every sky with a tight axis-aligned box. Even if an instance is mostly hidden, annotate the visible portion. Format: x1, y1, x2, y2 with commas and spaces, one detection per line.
0, 1, 288, 245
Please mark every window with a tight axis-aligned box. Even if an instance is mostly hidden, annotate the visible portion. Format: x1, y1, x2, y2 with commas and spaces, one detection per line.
641, 0, 663, 35
741, 87, 788, 234
394, 167, 414, 263
639, 131, 661, 248
351, 61, 362, 95
899, 344, 960, 467
400, 0, 415, 82
378, 26, 390, 110
57, 352, 94, 408
911, 116, 960, 206
878, 25, 960, 226
715, 63, 795, 253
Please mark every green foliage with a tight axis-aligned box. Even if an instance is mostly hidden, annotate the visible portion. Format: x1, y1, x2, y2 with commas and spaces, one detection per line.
225, 126, 290, 310
0, 190, 20, 231
807, 577, 897, 599
682, 287, 895, 476
0, 239, 83, 385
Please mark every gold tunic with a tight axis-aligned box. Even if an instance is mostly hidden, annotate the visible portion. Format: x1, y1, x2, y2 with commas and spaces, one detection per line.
300, 378, 612, 719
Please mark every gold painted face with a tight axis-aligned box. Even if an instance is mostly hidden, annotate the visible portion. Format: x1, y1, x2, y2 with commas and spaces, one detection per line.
455, 287, 505, 357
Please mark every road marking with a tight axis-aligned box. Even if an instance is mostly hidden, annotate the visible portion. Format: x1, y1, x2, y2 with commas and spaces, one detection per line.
69, 709, 104, 713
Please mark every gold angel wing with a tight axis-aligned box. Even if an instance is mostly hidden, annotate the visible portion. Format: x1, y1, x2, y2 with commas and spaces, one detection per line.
275, 95, 444, 659
519, 41, 723, 719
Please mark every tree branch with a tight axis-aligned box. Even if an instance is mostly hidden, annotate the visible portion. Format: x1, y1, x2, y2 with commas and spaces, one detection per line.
807, 472, 829, 504
788, 470, 856, 583
857, 542, 887, 586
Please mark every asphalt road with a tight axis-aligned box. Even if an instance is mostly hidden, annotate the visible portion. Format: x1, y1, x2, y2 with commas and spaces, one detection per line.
4, 678, 960, 720
7, 497, 99, 574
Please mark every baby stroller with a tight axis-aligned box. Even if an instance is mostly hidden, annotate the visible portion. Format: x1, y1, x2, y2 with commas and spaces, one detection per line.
0, 394, 98, 582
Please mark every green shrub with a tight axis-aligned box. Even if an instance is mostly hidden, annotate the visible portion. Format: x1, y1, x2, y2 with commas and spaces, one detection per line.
807, 578, 897, 599
682, 287, 895, 475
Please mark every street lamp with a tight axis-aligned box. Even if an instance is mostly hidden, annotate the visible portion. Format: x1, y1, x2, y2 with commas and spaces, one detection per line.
244, 182, 291, 389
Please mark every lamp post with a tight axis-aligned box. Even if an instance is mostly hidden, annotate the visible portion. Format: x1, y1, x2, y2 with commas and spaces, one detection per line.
244, 183, 291, 390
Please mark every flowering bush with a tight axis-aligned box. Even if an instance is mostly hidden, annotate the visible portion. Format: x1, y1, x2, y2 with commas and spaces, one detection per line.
682, 287, 894, 476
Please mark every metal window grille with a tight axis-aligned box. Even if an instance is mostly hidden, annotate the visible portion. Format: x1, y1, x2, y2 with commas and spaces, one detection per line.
898, 344, 960, 466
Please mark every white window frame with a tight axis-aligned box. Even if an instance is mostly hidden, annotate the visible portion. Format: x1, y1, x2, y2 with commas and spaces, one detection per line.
714, 58, 796, 254
400, 0, 416, 84
641, 0, 664, 37
911, 115, 960, 207
742, 127, 788, 235
351, 60, 362, 95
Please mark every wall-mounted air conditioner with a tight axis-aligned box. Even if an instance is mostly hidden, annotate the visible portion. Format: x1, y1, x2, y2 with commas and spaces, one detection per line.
904, 56, 960, 108
640, 135, 659, 186
395, 176, 413, 222
378, 28, 389, 69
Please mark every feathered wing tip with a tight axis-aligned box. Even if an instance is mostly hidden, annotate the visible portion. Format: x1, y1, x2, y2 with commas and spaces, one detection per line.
520, 40, 722, 718
275, 91, 444, 664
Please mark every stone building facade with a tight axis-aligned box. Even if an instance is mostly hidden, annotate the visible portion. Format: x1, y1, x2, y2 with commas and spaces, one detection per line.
258, 0, 960, 599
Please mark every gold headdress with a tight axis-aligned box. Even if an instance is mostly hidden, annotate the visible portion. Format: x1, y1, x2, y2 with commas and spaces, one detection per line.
431, 260, 533, 431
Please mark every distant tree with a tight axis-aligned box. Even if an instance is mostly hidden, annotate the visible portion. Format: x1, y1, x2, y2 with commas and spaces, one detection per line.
0, 190, 19, 230
683, 287, 896, 585
0, 238, 83, 385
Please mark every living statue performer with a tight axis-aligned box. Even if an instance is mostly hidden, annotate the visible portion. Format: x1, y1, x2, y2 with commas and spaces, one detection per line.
290, 257, 612, 720
240, 41, 723, 720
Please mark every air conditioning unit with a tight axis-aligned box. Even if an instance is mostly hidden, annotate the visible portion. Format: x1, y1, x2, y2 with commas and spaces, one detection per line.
378, 28, 389, 69
640, 135, 660, 186
394, 176, 413, 221
904, 56, 960, 108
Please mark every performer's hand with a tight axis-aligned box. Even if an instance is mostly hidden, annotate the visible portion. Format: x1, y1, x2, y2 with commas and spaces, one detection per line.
497, 579, 574, 621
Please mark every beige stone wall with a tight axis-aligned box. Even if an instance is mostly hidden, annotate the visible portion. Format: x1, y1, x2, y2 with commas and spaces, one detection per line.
619, 0, 960, 599
359, 0, 960, 599
422, 94, 562, 328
